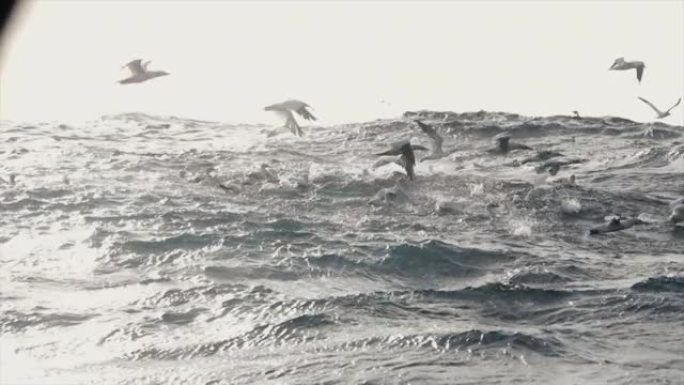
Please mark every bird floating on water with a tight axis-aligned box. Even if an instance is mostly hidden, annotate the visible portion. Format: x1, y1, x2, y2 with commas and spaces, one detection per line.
589, 216, 643, 235
637, 96, 681, 119
609, 57, 645, 83
119, 59, 169, 84
264, 100, 316, 137
669, 198, 684, 224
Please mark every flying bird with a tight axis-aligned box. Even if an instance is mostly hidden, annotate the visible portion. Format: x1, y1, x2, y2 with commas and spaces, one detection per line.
572, 110, 581, 119
486, 134, 532, 155
375, 141, 428, 180
119, 59, 170, 84
637, 96, 681, 119
264, 100, 316, 137
609, 57, 645, 83
413, 120, 459, 161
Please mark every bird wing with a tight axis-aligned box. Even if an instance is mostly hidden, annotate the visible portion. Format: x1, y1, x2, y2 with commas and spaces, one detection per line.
665, 97, 682, 114
264, 102, 283, 111
376, 148, 400, 156
411, 145, 430, 151
123, 59, 146, 76
414, 120, 443, 153
636, 66, 644, 82
637, 97, 663, 115
295, 105, 316, 121
142, 60, 151, 71
371, 156, 400, 169
399, 142, 416, 180
280, 99, 307, 110
275, 110, 303, 136
378, 139, 411, 156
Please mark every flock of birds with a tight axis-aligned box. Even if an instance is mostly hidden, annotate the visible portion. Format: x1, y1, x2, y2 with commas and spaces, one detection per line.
608, 57, 681, 120
109, 57, 684, 233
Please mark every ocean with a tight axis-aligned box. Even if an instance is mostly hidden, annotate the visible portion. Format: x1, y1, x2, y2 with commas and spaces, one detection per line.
1, 110, 683, 384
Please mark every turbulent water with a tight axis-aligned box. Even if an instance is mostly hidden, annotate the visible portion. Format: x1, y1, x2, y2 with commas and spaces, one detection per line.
1, 110, 683, 385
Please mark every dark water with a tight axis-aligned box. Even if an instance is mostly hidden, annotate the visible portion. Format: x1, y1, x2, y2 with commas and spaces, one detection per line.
1, 111, 683, 384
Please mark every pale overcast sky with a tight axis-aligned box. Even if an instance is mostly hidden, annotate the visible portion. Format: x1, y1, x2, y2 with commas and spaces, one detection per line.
1, 0, 682, 125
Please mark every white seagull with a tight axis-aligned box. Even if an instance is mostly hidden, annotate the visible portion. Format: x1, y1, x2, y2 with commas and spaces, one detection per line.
119, 59, 170, 84
609, 57, 645, 83
264, 100, 316, 137
637, 96, 681, 119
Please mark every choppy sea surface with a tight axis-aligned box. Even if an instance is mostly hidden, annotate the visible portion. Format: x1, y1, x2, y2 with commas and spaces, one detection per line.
1, 110, 683, 385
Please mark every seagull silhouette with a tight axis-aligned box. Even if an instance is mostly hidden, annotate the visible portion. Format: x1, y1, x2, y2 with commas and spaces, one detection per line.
637, 97, 681, 119
119, 59, 169, 84
609, 57, 645, 83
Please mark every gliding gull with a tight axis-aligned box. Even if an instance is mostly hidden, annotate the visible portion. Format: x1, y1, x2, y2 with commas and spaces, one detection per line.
609, 57, 645, 83
119, 59, 170, 84
264, 100, 316, 137
637, 97, 681, 119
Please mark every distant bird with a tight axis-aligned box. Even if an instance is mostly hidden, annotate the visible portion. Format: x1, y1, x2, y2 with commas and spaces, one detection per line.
637, 96, 681, 119
572, 110, 581, 119
589, 216, 643, 235
670, 205, 684, 224
414, 120, 458, 161
375, 141, 427, 180
669, 198, 684, 224
119, 59, 169, 84
487, 134, 532, 155
609, 57, 645, 83
264, 100, 316, 137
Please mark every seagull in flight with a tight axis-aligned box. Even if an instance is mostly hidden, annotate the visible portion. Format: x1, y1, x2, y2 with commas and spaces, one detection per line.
609, 57, 645, 83
486, 134, 532, 155
119, 59, 170, 84
572, 110, 581, 119
413, 120, 458, 161
374, 140, 428, 180
264, 100, 316, 137
637, 97, 681, 119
